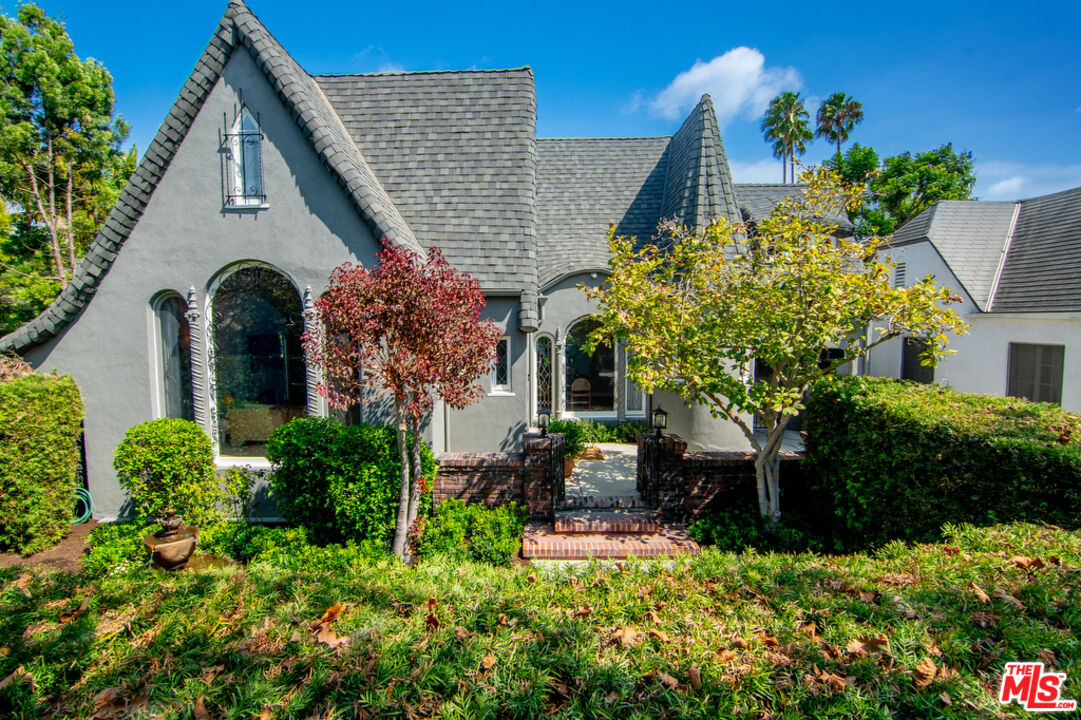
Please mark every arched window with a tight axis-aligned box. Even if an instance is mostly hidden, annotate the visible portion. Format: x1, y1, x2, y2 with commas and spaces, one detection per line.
564, 317, 614, 414
226, 107, 264, 207
156, 294, 194, 421
211, 265, 306, 456
535, 334, 554, 412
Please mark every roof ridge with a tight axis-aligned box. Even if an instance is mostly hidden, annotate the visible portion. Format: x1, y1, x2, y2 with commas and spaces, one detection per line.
537, 136, 672, 141
316, 66, 533, 77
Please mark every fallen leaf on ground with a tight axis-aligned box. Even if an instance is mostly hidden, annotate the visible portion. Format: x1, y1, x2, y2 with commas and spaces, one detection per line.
570, 605, 592, 617
913, 657, 937, 688
316, 626, 349, 649
968, 582, 991, 604
646, 610, 661, 625
688, 663, 702, 691
846, 634, 889, 656
649, 629, 669, 643
201, 664, 224, 684
12, 573, 32, 597
993, 588, 1025, 610
0, 665, 31, 690
317, 602, 344, 626
857, 590, 881, 603
91, 687, 127, 719
1011, 555, 1046, 571
940, 691, 952, 705
259, 709, 272, 720
658, 672, 679, 689
818, 671, 847, 692
427, 597, 438, 611
481, 654, 497, 670
1038, 648, 1057, 666
193, 697, 210, 720
498, 613, 518, 627
527, 572, 537, 584
289, 630, 303, 643
756, 632, 779, 647
732, 638, 750, 650
717, 649, 738, 663
454, 626, 470, 642
971, 611, 997, 627
425, 613, 440, 631
609, 626, 640, 647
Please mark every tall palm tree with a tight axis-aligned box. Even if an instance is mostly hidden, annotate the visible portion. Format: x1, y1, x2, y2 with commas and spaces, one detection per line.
816, 92, 864, 156
761, 91, 813, 183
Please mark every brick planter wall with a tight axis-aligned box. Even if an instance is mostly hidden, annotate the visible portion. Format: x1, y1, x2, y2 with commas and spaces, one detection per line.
638, 433, 803, 521
433, 432, 565, 521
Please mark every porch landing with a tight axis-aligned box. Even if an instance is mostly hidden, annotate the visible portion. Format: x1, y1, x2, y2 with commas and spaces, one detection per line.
523, 442, 699, 561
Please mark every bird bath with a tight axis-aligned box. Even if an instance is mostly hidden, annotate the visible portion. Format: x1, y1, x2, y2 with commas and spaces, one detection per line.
143, 510, 199, 570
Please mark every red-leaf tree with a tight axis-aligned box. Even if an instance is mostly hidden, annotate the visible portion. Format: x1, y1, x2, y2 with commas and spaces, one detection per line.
303, 240, 501, 557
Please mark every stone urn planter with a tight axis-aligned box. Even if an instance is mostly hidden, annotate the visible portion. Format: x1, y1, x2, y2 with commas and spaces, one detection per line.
143, 510, 199, 570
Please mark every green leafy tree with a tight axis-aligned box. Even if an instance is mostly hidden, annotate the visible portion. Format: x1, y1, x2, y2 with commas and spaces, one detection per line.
829, 143, 976, 237
761, 91, 813, 183
585, 166, 968, 527
815, 92, 863, 156
0, 4, 132, 333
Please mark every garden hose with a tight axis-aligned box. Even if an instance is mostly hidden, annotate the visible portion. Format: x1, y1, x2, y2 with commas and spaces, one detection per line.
73, 487, 93, 524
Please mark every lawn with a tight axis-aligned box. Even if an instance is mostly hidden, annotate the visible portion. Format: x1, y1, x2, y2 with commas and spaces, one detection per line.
1, 522, 1078, 719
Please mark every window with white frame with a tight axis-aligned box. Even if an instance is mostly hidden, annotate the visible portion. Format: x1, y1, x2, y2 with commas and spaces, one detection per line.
225, 107, 264, 207
491, 337, 511, 393
624, 347, 645, 415
1007, 343, 1064, 405
155, 293, 194, 421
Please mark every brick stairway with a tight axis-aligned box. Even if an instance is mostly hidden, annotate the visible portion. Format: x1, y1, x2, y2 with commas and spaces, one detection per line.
522, 497, 700, 561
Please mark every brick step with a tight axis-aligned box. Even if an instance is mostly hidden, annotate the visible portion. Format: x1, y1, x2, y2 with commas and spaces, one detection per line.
554, 510, 659, 534
558, 495, 649, 510
522, 523, 699, 560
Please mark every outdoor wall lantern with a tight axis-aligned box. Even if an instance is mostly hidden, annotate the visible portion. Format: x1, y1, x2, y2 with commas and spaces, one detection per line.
537, 408, 551, 436
651, 406, 668, 437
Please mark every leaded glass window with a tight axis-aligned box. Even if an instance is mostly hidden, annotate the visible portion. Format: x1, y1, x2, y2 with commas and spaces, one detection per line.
157, 294, 193, 421
212, 266, 307, 456
492, 337, 510, 392
226, 108, 264, 207
536, 335, 553, 412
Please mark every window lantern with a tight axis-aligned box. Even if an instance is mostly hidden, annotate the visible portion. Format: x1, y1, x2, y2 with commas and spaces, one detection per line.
651, 406, 668, 437
537, 408, 551, 436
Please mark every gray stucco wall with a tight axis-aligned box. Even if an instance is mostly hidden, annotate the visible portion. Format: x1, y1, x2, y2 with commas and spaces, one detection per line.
537, 272, 749, 451
441, 296, 530, 452
25, 48, 383, 520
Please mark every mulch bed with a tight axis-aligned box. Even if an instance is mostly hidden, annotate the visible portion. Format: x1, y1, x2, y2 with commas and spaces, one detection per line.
0, 520, 97, 573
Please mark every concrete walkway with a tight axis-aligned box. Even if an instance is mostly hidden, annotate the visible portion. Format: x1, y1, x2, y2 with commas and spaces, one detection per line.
565, 443, 638, 498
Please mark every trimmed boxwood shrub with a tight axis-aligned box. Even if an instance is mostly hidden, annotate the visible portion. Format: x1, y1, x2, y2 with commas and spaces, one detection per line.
417, 499, 525, 565
266, 418, 436, 545
0, 372, 84, 554
114, 419, 221, 526
802, 375, 1081, 550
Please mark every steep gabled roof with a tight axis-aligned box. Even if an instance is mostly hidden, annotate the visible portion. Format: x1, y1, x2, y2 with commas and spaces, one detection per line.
888, 200, 1018, 311
735, 183, 854, 234
315, 69, 538, 302
660, 95, 741, 228
534, 95, 745, 289
2, 0, 420, 353
993, 186, 1081, 313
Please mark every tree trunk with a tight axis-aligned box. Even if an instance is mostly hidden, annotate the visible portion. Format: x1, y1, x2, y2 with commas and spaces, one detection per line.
406, 411, 423, 530
752, 413, 793, 530
65, 159, 77, 272
390, 396, 413, 558
24, 161, 67, 290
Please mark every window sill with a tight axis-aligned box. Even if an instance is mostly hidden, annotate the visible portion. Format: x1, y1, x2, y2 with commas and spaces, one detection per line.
216, 456, 273, 471
224, 203, 270, 212
487, 390, 515, 397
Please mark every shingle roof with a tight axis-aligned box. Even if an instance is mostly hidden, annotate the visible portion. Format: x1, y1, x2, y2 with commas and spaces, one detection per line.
535, 137, 669, 287
992, 186, 1081, 313
315, 69, 538, 308
888, 201, 1018, 311
735, 184, 855, 234
1, 0, 422, 353
534, 95, 747, 289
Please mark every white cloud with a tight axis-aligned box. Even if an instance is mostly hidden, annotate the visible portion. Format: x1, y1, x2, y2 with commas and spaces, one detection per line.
378, 62, 405, 73
729, 158, 785, 184
621, 90, 644, 116
976, 161, 1081, 200
651, 47, 801, 125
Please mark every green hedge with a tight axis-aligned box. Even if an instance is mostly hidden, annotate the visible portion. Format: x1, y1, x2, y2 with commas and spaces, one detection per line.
266, 418, 436, 545
548, 419, 649, 457
802, 376, 1081, 550
0, 373, 84, 554
417, 499, 525, 565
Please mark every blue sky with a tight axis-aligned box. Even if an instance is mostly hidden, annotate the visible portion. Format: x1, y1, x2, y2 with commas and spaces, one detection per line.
31, 0, 1081, 200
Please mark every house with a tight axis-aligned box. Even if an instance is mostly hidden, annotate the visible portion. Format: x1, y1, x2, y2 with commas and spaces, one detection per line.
0, 0, 810, 520
867, 186, 1081, 411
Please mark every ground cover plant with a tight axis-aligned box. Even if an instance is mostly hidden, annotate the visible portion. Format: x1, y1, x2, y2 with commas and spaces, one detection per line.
803, 376, 1081, 550
549, 419, 649, 458
1, 522, 1077, 718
